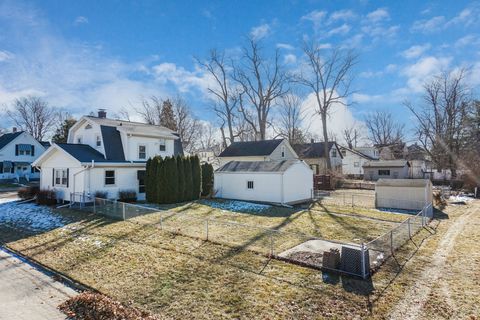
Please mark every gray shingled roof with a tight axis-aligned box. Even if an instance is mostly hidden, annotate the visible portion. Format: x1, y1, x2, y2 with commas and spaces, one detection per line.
292, 141, 338, 158
100, 125, 126, 161
0, 131, 23, 150
56, 143, 110, 162
218, 139, 284, 157
363, 160, 409, 168
216, 160, 298, 173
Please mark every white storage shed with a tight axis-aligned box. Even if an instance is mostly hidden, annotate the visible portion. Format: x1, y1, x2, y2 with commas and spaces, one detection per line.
214, 160, 313, 205
375, 179, 433, 213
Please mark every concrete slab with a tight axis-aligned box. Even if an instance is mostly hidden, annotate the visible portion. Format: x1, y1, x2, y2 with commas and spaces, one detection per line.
0, 249, 77, 320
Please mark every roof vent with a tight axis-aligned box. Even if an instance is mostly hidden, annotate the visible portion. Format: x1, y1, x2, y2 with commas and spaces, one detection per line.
98, 109, 107, 119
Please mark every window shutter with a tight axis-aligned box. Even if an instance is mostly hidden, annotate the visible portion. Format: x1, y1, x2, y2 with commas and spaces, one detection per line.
66, 168, 69, 188
31, 145, 35, 156
52, 168, 55, 185
15, 145, 18, 156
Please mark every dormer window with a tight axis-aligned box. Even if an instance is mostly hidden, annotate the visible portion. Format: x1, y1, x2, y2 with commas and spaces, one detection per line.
138, 145, 146, 159
159, 139, 166, 152
332, 149, 337, 158
77, 137, 82, 144
96, 136, 101, 147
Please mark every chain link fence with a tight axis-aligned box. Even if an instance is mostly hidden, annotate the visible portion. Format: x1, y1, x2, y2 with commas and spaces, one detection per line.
69, 192, 433, 279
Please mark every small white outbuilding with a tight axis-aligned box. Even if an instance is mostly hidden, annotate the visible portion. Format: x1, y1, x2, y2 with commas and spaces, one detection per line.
375, 178, 433, 213
214, 160, 313, 205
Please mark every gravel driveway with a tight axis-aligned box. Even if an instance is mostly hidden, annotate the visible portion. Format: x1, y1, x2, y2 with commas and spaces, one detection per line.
0, 248, 77, 320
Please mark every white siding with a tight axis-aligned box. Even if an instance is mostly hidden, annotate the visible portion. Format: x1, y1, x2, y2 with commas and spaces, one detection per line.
69, 121, 105, 155
282, 163, 313, 203
376, 183, 433, 211
342, 150, 370, 176
218, 156, 267, 166
125, 135, 175, 161
364, 166, 410, 181
87, 166, 146, 200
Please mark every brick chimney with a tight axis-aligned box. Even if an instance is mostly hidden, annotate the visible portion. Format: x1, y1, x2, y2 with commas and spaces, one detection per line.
97, 109, 107, 118
12, 127, 17, 133
310, 138, 314, 144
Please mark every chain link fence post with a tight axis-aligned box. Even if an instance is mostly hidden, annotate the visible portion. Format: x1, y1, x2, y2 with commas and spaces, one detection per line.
160, 215, 163, 230
408, 217, 411, 239
122, 202, 126, 220
93, 197, 96, 214
361, 243, 367, 279
270, 232, 274, 257
390, 230, 394, 256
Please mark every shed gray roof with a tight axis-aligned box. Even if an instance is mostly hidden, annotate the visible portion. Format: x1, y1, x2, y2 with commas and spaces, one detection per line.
216, 160, 299, 173
363, 160, 410, 168
218, 139, 284, 157
0, 131, 23, 150
292, 141, 340, 159
376, 179, 431, 187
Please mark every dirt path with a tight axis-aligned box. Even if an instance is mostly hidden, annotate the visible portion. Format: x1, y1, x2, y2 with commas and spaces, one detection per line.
387, 204, 476, 320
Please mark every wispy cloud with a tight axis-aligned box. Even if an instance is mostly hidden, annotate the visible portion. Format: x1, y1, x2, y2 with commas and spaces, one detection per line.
283, 53, 297, 64
0, 50, 14, 61
276, 43, 295, 50
401, 44, 431, 59
250, 23, 271, 40
327, 23, 351, 36
329, 9, 356, 23
401, 56, 452, 92
366, 8, 390, 23
74, 16, 88, 25
410, 16, 445, 33
301, 10, 327, 30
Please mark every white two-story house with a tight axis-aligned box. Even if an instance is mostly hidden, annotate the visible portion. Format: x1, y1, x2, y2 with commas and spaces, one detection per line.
33, 110, 183, 201
0, 130, 48, 182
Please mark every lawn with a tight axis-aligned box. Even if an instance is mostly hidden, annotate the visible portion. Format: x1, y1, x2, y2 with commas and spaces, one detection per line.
3, 197, 476, 319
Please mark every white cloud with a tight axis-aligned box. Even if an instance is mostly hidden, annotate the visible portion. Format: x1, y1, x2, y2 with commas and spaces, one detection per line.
401, 44, 431, 59
454, 34, 480, 48
74, 16, 88, 25
0, 50, 14, 61
250, 23, 271, 40
301, 10, 327, 29
366, 8, 390, 23
361, 25, 399, 39
327, 24, 351, 36
300, 92, 367, 143
402, 56, 452, 92
352, 93, 383, 103
329, 9, 356, 23
276, 43, 295, 50
283, 54, 297, 64
411, 16, 445, 33
385, 64, 397, 73
152, 62, 212, 93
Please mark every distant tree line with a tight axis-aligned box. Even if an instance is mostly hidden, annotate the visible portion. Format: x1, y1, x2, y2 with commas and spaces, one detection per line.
145, 155, 214, 204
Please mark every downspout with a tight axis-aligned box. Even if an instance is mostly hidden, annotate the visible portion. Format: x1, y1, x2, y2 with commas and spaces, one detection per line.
280, 172, 284, 205
73, 161, 94, 197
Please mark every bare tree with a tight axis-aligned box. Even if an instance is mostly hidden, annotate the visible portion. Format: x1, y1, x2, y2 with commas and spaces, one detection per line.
342, 123, 363, 149
365, 110, 404, 146
405, 69, 472, 178
6, 96, 58, 140
233, 38, 289, 140
198, 49, 239, 147
296, 43, 358, 170
172, 96, 201, 153
275, 94, 306, 144
136, 96, 163, 125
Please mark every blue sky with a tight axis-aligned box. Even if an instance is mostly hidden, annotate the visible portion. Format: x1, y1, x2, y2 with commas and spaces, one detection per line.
0, 0, 479, 142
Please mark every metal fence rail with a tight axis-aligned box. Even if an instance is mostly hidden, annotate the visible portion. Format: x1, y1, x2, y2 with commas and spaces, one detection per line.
68, 192, 433, 279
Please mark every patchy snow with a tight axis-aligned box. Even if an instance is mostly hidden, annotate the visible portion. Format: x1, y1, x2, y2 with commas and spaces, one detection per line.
0, 199, 67, 232
201, 199, 272, 213
449, 195, 474, 203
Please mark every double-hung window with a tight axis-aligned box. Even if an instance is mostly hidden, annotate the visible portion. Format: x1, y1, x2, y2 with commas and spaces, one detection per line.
54, 169, 68, 186
247, 181, 254, 189
159, 139, 166, 152
138, 145, 146, 159
378, 169, 390, 176
96, 136, 102, 147
105, 170, 115, 185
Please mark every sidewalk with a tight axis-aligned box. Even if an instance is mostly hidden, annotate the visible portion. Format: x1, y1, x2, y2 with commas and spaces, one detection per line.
0, 249, 77, 320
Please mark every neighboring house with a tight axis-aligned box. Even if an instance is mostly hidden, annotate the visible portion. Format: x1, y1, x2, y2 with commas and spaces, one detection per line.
353, 146, 380, 160
377, 143, 408, 160
214, 160, 313, 205
217, 139, 298, 165
0, 130, 48, 182
375, 179, 433, 215
339, 146, 376, 178
33, 110, 183, 201
292, 141, 343, 175
363, 160, 411, 181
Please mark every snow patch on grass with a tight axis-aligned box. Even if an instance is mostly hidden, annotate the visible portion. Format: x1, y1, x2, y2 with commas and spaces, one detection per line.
201, 200, 272, 213
0, 200, 67, 231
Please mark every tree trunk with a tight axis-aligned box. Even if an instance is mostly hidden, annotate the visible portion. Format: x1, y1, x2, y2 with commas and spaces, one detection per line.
321, 112, 332, 171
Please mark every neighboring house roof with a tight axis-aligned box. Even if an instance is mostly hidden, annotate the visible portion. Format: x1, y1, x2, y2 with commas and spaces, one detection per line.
339, 145, 375, 160
292, 141, 342, 159
100, 125, 126, 161
376, 178, 431, 187
363, 160, 410, 168
56, 143, 110, 162
0, 131, 23, 150
216, 160, 299, 173
40, 141, 51, 148
83, 116, 178, 139
218, 139, 284, 157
